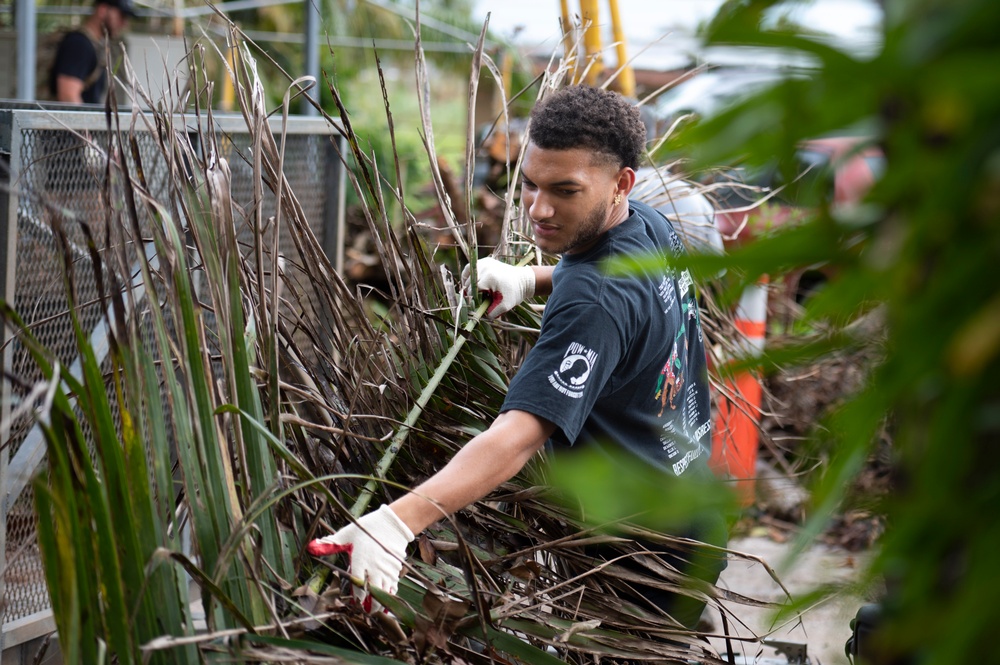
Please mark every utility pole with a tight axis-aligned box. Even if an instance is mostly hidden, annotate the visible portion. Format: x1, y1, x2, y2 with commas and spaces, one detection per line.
607, 0, 635, 97
559, 0, 635, 97
579, 0, 601, 86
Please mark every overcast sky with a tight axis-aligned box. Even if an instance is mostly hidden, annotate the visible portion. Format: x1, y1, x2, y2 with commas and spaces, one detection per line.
472, 0, 883, 52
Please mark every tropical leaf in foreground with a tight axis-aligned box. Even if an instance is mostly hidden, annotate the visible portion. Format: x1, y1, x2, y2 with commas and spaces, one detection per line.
3, 19, 784, 665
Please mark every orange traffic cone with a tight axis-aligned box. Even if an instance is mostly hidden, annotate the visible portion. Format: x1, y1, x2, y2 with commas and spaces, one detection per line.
710, 277, 768, 507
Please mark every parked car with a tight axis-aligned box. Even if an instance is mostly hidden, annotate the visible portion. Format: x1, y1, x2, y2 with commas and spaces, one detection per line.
712, 136, 885, 242
650, 67, 802, 133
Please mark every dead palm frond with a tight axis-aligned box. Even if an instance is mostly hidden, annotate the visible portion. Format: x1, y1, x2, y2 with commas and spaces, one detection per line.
2, 12, 793, 665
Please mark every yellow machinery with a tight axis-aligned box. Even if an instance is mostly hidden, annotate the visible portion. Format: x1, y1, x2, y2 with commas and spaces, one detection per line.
560, 0, 635, 96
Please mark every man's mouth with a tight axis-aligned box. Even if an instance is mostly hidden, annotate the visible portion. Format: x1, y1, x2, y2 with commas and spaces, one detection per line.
532, 222, 559, 239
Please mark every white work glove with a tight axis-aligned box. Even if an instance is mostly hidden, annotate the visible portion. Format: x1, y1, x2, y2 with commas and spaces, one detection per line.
306, 504, 414, 612
462, 257, 535, 318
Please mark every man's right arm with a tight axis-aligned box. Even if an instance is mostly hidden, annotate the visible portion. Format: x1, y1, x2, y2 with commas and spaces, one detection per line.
307, 409, 554, 611
390, 409, 554, 535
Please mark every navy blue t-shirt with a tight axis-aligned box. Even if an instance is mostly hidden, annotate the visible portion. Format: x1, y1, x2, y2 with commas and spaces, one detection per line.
502, 199, 712, 478
50, 31, 106, 104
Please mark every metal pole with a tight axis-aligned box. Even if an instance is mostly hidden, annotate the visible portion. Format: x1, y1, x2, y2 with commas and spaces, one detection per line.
302, 0, 320, 116
15, 0, 38, 100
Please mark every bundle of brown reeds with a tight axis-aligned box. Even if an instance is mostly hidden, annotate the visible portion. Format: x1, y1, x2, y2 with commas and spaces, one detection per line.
1, 13, 789, 664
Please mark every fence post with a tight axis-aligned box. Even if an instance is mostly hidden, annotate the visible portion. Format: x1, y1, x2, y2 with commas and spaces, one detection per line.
322, 137, 346, 274
0, 108, 19, 654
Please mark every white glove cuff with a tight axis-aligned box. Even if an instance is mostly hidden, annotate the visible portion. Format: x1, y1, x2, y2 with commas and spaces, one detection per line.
521, 267, 536, 300
376, 504, 415, 543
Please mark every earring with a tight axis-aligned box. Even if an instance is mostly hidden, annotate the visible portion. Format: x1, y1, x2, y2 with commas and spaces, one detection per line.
614, 193, 622, 206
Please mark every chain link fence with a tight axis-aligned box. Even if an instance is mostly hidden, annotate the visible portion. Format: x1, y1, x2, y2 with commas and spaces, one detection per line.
0, 103, 345, 651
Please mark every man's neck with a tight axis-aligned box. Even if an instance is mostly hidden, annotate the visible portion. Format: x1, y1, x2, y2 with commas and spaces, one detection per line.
604, 201, 632, 233
82, 16, 106, 42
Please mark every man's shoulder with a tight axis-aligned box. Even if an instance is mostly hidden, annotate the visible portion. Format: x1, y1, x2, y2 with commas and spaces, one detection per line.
626, 198, 685, 256
625, 198, 673, 230
42, 26, 107, 100
627, 198, 660, 219
59, 30, 97, 50
548, 259, 651, 335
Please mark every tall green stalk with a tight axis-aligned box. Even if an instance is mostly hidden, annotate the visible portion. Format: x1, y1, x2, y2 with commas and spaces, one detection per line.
353, 297, 491, 518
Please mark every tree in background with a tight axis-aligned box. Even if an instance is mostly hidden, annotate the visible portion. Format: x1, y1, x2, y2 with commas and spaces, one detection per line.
671, 0, 1000, 662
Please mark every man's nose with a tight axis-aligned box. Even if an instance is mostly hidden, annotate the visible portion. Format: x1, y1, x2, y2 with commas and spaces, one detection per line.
527, 192, 554, 221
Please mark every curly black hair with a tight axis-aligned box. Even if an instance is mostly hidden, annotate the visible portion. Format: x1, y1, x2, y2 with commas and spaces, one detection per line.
528, 85, 647, 170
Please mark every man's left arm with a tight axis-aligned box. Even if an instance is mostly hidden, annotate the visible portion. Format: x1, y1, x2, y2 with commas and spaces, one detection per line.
467, 258, 555, 318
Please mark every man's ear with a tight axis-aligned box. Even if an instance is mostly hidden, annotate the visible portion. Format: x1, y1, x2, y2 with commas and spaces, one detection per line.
616, 167, 637, 198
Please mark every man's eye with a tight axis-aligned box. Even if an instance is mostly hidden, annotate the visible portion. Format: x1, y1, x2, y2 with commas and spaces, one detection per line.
522, 181, 537, 191
559, 189, 578, 196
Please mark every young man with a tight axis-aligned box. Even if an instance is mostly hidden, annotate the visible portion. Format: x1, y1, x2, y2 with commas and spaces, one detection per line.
309, 85, 725, 627
49, 0, 134, 104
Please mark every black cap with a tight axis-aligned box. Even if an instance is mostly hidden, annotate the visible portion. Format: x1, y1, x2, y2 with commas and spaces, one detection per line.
96, 0, 136, 18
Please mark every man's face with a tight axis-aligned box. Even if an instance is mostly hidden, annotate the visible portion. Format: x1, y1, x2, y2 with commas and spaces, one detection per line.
100, 6, 128, 38
520, 143, 625, 255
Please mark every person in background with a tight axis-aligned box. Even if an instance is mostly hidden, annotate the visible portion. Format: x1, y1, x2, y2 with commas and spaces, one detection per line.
309, 85, 728, 630
49, 0, 134, 104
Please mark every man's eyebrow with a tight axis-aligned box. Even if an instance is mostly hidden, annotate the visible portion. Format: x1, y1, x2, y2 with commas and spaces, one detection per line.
521, 175, 582, 188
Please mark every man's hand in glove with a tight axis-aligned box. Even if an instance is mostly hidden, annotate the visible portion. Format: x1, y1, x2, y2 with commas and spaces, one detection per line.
306, 504, 414, 612
462, 257, 535, 318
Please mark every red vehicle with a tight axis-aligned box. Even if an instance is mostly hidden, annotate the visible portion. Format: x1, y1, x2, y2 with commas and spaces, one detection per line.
715, 136, 884, 242
712, 136, 885, 316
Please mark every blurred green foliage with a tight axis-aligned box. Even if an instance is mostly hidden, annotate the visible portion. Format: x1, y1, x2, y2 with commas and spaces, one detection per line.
335, 68, 468, 217
663, 0, 1000, 662
547, 447, 738, 535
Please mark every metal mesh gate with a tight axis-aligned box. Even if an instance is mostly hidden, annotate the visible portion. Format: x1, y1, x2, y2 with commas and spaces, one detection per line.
0, 105, 345, 649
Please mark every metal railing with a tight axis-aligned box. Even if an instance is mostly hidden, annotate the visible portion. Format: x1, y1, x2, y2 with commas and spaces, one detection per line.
0, 102, 345, 653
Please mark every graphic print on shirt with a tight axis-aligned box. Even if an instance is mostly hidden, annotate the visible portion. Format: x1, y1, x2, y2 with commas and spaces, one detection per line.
655, 337, 684, 416
653, 264, 708, 475
548, 342, 598, 399
657, 275, 678, 314
677, 269, 693, 299
654, 272, 689, 417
